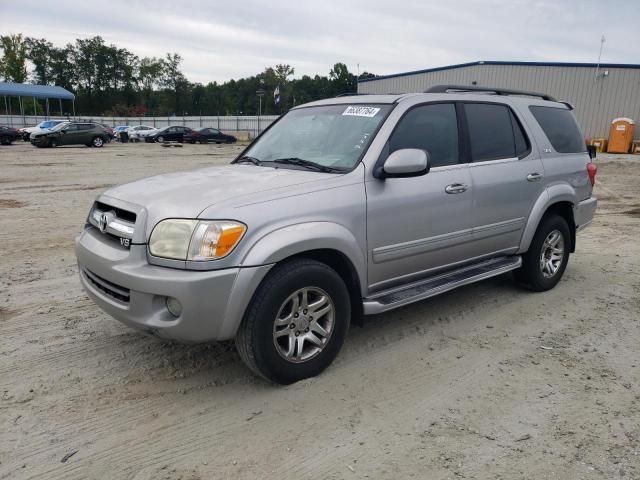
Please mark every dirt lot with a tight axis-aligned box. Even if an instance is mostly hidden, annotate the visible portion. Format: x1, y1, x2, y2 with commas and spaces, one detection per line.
1, 141, 639, 479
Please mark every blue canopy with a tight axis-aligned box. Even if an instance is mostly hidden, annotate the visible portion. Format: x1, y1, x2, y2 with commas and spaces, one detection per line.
0, 82, 75, 100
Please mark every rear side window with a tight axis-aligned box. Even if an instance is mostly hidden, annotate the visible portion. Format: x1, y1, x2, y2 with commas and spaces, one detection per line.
464, 103, 529, 161
529, 106, 586, 153
388, 103, 459, 168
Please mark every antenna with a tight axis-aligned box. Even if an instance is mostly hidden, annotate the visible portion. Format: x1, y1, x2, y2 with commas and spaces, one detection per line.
595, 34, 606, 82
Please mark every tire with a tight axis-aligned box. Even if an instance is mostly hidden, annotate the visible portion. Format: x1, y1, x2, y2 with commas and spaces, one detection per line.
157, 136, 164, 143
236, 259, 351, 384
0, 136, 10, 145
49, 138, 58, 148
92, 136, 104, 148
515, 214, 570, 292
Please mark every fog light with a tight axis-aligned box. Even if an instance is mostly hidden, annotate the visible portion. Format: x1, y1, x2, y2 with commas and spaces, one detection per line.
166, 297, 182, 317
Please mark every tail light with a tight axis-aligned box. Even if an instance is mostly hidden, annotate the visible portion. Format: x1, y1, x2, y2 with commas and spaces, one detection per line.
587, 163, 597, 186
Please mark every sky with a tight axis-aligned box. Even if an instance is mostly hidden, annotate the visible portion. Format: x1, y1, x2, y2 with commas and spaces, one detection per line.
2, 0, 639, 84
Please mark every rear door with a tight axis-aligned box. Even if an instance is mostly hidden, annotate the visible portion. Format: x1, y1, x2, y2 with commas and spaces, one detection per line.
77, 123, 95, 144
463, 102, 545, 257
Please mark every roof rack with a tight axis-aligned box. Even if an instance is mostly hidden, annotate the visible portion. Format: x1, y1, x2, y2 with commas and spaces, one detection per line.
425, 84, 557, 102
334, 92, 372, 97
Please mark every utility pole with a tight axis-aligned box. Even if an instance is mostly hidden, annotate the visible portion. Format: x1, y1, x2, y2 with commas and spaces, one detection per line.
256, 89, 265, 135
595, 34, 606, 82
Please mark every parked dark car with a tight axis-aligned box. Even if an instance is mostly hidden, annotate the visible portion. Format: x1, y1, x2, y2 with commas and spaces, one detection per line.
183, 127, 237, 144
98, 124, 115, 140
145, 125, 193, 143
0, 126, 21, 145
31, 122, 110, 148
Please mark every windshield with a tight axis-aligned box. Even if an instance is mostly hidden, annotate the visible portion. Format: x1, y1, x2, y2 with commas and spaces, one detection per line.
40, 121, 60, 129
242, 104, 392, 170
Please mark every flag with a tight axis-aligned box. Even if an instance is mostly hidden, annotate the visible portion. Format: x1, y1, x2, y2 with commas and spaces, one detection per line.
274, 86, 280, 105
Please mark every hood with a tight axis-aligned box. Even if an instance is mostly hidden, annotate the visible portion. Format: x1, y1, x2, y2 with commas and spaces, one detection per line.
25, 126, 52, 134
101, 164, 337, 226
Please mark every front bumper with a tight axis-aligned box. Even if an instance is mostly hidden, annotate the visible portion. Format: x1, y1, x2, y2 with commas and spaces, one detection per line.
30, 136, 49, 146
75, 227, 272, 342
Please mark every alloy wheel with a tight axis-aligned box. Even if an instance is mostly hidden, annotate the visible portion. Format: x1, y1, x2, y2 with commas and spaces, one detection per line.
272, 287, 335, 363
539, 229, 565, 278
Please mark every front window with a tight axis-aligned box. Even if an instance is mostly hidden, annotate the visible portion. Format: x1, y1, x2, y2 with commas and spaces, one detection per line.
50, 122, 69, 132
243, 104, 392, 171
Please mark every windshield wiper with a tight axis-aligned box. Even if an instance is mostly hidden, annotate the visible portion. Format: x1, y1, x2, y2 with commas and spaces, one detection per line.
235, 155, 263, 166
268, 157, 346, 173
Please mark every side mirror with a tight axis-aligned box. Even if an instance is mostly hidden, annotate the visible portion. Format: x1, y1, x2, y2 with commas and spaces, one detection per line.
376, 148, 430, 179
587, 145, 597, 159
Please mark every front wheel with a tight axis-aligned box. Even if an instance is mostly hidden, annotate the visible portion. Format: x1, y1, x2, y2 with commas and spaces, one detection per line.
92, 136, 104, 148
236, 259, 351, 384
156, 136, 164, 143
0, 136, 10, 145
49, 138, 58, 148
515, 214, 570, 291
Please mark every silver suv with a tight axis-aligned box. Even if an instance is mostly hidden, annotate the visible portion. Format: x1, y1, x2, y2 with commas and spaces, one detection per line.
75, 85, 598, 384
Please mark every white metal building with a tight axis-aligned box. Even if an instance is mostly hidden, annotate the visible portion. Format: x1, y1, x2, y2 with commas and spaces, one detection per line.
357, 61, 640, 140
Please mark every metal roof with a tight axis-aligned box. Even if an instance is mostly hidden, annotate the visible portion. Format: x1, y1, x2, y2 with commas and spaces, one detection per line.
358, 60, 640, 83
0, 82, 75, 100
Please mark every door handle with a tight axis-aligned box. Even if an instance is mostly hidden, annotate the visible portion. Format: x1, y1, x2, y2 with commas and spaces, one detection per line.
526, 172, 543, 182
445, 183, 468, 194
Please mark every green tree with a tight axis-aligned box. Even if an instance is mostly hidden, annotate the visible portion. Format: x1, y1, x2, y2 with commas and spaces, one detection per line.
329, 62, 356, 95
160, 53, 188, 114
0, 33, 28, 83
25, 37, 54, 84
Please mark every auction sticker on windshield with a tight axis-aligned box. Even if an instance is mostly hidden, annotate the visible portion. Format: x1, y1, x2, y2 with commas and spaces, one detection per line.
342, 106, 381, 117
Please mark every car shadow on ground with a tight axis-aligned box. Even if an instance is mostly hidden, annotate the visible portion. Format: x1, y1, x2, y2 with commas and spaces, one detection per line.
109, 272, 526, 389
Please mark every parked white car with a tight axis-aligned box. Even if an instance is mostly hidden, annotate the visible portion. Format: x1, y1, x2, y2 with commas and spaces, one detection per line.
128, 125, 158, 142
20, 120, 68, 141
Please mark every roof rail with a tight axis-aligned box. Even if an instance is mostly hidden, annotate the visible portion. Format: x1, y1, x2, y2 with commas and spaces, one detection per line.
425, 84, 557, 102
334, 92, 372, 97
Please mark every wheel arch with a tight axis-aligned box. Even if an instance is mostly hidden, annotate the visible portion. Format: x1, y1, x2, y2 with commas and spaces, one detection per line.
238, 223, 367, 329
283, 248, 364, 326
519, 186, 577, 254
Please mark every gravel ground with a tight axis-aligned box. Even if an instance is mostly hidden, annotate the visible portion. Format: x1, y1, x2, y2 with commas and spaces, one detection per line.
1, 141, 639, 480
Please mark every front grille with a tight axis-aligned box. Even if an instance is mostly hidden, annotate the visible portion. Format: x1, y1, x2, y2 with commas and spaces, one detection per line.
83, 268, 130, 303
95, 201, 136, 223
89, 201, 137, 242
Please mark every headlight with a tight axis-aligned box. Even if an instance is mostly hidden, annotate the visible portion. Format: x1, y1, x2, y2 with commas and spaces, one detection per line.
148, 219, 246, 261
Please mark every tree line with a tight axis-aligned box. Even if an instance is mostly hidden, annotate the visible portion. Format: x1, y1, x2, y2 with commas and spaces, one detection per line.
0, 33, 376, 117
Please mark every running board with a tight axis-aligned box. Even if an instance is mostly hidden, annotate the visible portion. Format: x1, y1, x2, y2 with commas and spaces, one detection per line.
363, 256, 522, 315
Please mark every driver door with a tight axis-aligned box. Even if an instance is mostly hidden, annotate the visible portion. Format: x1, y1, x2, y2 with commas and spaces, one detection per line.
60, 124, 80, 145
366, 103, 473, 292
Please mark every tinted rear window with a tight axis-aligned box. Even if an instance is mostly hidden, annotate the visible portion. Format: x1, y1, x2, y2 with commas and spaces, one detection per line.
465, 103, 525, 161
529, 106, 586, 153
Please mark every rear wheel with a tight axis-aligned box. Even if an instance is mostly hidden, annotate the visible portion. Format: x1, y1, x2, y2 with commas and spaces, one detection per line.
92, 136, 104, 148
236, 259, 351, 384
0, 136, 10, 145
49, 138, 58, 148
516, 214, 570, 291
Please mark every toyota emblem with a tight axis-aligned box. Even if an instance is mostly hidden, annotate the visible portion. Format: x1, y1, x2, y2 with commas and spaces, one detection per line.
99, 213, 109, 232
